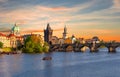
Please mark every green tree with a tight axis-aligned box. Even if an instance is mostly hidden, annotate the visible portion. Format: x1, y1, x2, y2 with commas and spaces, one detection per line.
33, 43, 43, 53
0, 41, 3, 48
43, 46, 49, 53
22, 35, 49, 53
43, 42, 49, 53
22, 47, 34, 53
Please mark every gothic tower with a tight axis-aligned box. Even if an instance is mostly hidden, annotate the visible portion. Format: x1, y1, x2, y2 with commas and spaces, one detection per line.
63, 25, 67, 39
44, 23, 53, 43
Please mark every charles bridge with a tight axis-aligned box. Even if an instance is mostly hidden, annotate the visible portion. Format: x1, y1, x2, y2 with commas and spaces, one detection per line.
50, 42, 120, 53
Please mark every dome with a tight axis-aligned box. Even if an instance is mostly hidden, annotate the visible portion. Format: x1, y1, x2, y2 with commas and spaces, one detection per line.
92, 36, 100, 41
12, 24, 20, 32
11, 23, 20, 35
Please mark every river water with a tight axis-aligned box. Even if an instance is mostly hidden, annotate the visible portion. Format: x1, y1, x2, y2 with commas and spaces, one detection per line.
0, 48, 120, 77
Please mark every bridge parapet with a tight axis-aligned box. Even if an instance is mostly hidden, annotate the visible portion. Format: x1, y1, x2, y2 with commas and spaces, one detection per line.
50, 43, 120, 52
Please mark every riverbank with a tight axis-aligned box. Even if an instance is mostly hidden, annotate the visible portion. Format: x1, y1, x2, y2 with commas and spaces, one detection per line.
0, 51, 22, 55
0, 52, 120, 77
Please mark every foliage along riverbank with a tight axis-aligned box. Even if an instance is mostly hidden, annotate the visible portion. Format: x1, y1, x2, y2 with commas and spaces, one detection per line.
0, 35, 49, 54
22, 35, 49, 54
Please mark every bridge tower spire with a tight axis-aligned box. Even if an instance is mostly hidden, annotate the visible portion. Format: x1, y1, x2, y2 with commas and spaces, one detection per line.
63, 25, 67, 39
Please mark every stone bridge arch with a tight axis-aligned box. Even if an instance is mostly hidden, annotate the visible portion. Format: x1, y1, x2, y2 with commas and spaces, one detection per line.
96, 44, 108, 50
65, 44, 73, 52
95, 43, 119, 53
80, 46, 90, 52
115, 46, 120, 52
50, 43, 120, 52
77, 44, 92, 52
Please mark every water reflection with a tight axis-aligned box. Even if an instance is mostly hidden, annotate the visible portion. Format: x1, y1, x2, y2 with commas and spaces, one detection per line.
81, 46, 90, 52
0, 56, 11, 77
98, 47, 109, 52
0, 51, 120, 77
116, 47, 120, 52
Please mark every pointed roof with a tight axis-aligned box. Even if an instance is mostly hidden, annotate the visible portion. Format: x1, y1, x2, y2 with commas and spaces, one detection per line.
64, 25, 67, 30
46, 23, 52, 30
63, 25, 67, 34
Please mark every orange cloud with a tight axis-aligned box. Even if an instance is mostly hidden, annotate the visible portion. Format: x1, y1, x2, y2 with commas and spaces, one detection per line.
36, 6, 72, 12
99, 35, 120, 42
0, 0, 8, 3
113, 0, 120, 8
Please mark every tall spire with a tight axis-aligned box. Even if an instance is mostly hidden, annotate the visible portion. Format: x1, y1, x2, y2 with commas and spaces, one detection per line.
46, 23, 51, 30
64, 25, 67, 34
63, 25, 67, 39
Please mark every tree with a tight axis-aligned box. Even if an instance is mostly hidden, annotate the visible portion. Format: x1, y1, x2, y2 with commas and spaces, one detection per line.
22, 35, 49, 53
22, 47, 34, 53
0, 41, 3, 48
33, 43, 43, 53
43, 42, 49, 53
43, 46, 49, 53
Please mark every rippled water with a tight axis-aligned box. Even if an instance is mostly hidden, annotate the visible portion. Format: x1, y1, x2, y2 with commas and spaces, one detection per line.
0, 49, 120, 77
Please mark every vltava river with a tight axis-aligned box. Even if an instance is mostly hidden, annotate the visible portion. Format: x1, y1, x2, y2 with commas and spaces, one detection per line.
0, 49, 120, 77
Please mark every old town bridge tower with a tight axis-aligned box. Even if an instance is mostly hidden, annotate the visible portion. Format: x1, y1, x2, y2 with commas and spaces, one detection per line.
44, 23, 53, 44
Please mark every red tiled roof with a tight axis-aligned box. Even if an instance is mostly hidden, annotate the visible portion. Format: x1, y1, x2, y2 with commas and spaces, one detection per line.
8, 33, 15, 37
16, 36, 23, 38
0, 32, 6, 37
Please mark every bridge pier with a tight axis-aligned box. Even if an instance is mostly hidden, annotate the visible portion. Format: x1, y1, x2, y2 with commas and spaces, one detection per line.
90, 47, 98, 52
65, 45, 73, 52
50, 43, 120, 52
108, 47, 116, 53
74, 47, 80, 52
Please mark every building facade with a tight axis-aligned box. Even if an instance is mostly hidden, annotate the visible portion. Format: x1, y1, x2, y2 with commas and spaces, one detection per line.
0, 24, 23, 48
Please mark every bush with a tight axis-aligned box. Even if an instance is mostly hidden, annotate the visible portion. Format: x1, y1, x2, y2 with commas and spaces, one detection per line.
0, 42, 3, 48
23, 36, 49, 53
2, 47, 13, 52
22, 47, 34, 53
43, 46, 49, 53
33, 45, 43, 53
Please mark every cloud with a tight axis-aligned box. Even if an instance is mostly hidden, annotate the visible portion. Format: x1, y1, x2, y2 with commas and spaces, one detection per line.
0, 27, 11, 32
0, 0, 8, 3
0, 0, 119, 27
113, 0, 120, 8
0, 1, 119, 32
0, 0, 95, 23
68, 29, 120, 39
0, 0, 119, 42
36, 6, 73, 12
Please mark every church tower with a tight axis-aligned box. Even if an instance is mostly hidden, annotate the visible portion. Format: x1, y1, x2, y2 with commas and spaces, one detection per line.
63, 25, 67, 39
44, 23, 53, 43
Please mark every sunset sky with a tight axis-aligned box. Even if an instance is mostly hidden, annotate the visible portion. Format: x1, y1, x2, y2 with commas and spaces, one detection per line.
0, 0, 120, 41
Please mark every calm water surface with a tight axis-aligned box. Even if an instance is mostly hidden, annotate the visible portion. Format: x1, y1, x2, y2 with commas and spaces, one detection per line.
0, 50, 120, 77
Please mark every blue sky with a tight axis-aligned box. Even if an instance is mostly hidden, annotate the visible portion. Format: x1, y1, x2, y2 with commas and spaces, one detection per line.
0, 0, 120, 41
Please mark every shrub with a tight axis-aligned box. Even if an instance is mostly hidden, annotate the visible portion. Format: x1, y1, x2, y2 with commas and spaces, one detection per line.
2, 47, 13, 52
23, 36, 49, 53
0, 42, 3, 48
22, 47, 34, 53
43, 46, 49, 53
33, 45, 43, 53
